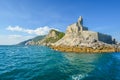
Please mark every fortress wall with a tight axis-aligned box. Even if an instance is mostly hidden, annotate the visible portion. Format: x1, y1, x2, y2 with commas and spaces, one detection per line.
82, 31, 98, 40
98, 33, 112, 44
82, 31, 113, 44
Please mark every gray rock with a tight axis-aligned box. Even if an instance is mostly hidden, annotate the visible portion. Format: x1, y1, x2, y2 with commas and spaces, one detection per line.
52, 16, 115, 47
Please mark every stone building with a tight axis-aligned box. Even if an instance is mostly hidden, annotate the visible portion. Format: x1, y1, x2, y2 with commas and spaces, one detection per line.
66, 16, 113, 44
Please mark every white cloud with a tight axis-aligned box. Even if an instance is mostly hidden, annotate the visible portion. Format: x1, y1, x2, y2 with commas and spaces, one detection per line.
6, 26, 59, 35
7, 26, 23, 31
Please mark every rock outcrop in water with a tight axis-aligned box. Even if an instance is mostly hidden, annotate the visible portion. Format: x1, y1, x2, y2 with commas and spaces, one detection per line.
50, 16, 120, 53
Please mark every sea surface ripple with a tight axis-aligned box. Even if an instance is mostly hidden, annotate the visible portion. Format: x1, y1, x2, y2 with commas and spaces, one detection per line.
0, 45, 120, 80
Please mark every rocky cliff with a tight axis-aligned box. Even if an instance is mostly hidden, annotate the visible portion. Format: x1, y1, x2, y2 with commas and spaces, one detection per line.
38, 29, 65, 46
50, 16, 120, 53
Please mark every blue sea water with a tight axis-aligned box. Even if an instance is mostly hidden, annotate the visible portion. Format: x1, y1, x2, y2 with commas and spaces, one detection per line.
0, 45, 120, 80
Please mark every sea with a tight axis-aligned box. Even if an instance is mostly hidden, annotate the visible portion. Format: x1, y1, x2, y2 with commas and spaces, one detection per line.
0, 45, 120, 80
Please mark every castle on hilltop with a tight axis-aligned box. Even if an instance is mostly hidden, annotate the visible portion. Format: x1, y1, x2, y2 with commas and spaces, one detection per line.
66, 16, 113, 44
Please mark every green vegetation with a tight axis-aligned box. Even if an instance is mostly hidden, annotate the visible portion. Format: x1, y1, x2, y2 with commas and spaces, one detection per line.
44, 30, 65, 43
32, 35, 46, 42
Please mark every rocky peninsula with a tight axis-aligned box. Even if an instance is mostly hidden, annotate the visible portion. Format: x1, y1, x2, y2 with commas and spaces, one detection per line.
50, 16, 120, 53
18, 16, 120, 53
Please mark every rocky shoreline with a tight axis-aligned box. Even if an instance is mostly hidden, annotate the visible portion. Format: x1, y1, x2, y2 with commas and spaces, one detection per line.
51, 45, 120, 53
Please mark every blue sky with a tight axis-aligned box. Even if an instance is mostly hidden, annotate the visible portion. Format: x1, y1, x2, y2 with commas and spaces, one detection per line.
0, 0, 120, 45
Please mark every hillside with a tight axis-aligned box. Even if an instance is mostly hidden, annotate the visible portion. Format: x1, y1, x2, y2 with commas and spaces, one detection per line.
37, 29, 65, 46
18, 29, 65, 46
17, 39, 32, 45
17, 35, 45, 45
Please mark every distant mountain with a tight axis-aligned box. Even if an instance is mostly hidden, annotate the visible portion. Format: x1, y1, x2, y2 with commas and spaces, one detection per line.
17, 39, 32, 45
17, 35, 45, 45
17, 29, 65, 46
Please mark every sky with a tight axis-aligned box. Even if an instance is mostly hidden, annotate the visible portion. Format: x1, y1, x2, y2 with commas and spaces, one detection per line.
0, 0, 120, 45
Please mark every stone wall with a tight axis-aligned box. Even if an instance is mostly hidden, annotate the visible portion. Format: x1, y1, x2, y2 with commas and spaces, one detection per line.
81, 31, 113, 44
81, 31, 98, 41
98, 32, 112, 44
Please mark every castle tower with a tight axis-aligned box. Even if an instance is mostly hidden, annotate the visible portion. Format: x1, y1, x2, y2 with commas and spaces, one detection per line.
77, 16, 83, 31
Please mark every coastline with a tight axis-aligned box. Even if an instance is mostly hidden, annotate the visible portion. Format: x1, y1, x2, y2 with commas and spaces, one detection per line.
18, 16, 120, 54
51, 45, 120, 53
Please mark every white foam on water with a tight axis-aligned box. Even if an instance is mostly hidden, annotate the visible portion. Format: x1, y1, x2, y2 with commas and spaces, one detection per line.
71, 73, 88, 80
